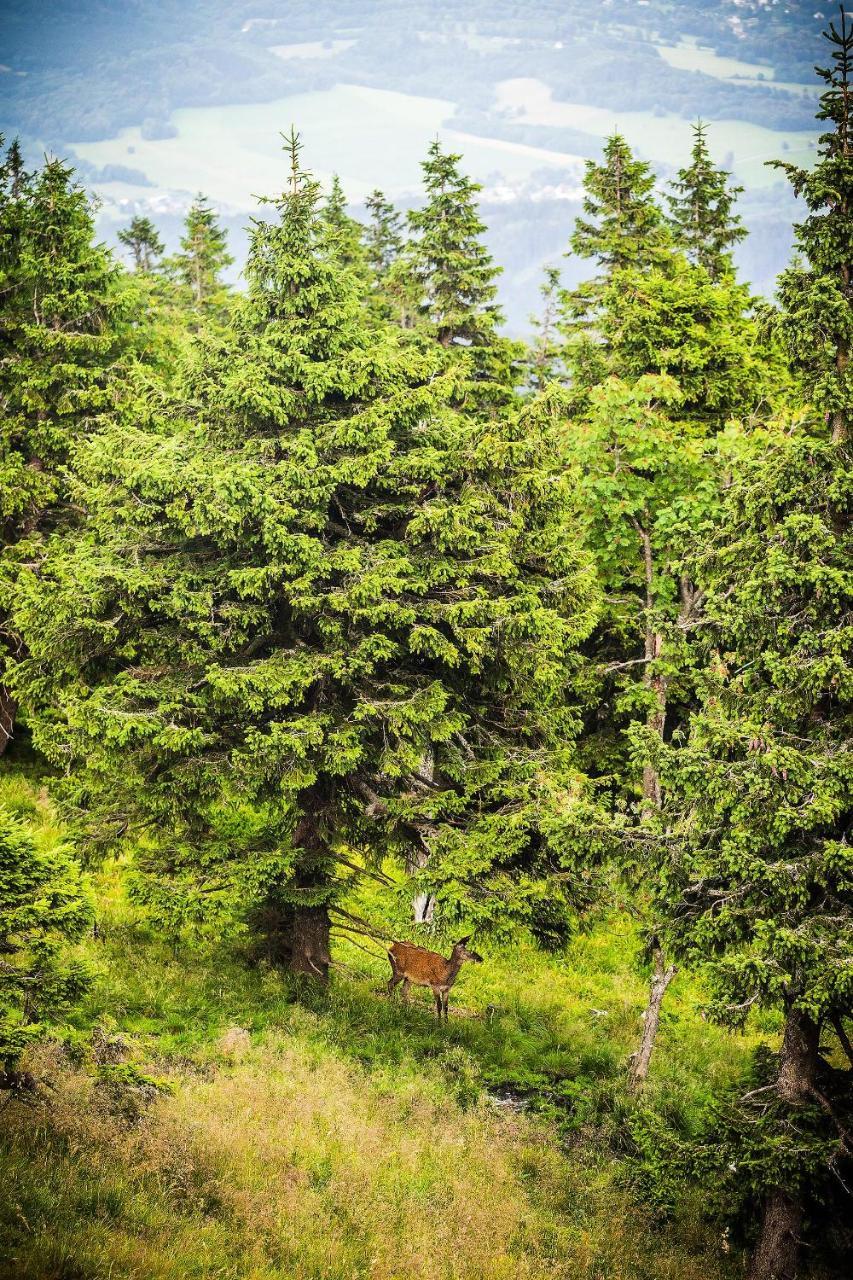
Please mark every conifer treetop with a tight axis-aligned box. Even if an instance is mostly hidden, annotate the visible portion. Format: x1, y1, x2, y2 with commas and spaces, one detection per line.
570, 132, 671, 275
667, 120, 746, 280
772, 6, 853, 440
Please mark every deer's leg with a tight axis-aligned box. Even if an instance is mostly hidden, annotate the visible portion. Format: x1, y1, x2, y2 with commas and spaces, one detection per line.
401, 978, 411, 1003
442, 990, 449, 1020
387, 966, 403, 998
433, 989, 443, 1018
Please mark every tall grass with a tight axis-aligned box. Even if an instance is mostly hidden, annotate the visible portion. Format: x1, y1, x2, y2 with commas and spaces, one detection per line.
0, 773, 765, 1279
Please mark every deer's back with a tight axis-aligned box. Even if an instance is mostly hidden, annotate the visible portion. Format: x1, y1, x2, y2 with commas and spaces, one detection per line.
389, 941, 448, 987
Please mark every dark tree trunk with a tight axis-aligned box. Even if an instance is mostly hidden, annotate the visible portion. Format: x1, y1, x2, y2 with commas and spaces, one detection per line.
288, 902, 331, 980
748, 1191, 804, 1280
747, 1008, 819, 1280
0, 684, 16, 756
628, 936, 677, 1092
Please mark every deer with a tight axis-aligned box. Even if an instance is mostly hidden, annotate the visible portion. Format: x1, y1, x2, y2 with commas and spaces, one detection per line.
387, 936, 483, 1019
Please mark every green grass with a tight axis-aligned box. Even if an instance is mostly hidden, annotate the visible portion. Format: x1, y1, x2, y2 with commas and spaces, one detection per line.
0, 773, 771, 1280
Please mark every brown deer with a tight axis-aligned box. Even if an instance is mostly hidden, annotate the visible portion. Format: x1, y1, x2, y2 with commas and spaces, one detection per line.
387, 936, 483, 1019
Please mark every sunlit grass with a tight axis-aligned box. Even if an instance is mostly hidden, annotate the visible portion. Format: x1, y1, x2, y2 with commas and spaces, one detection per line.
0, 772, 767, 1279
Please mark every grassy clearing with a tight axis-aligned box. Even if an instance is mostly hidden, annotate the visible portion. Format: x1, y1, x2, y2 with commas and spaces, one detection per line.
0, 773, 769, 1279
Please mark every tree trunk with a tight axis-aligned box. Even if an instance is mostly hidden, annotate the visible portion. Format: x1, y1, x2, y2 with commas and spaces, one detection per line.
251, 781, 332, 980
288, 902, 331, 981
628, 937, 677, 1092
0, 683, 16, 756
748, 1191, 804, 1280
408, 749, 436, 923
634, 520, 666, 808
747, 1007, 819, 1280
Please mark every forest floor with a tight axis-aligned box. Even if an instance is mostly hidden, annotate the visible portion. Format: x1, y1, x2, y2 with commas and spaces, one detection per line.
0, 772, 779, 1280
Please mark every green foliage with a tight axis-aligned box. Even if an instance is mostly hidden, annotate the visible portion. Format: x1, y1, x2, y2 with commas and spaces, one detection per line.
9, 131, 599, 953
400, 140, 522, 407
165, 192, 233, 316
772, 9, 853, 441
651, 23, 853, 1259
0, 804, 91, 1070
667, 121, 747, 281
117, 213, 164, 273
0, 140, 133, 753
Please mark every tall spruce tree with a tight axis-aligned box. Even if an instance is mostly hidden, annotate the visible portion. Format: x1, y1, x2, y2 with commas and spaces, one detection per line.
400, 141, 520, 406
773, 11, 853, 446
559, 134, 760, 811
168, 193, 233, 313
559, 133, 674, 395
322, 173, 370, 284
11, 133, 599, 976
667, 121, 747, 281
0, 142, 127, 756
404, 140, 502, 346
558, 131, 763, 1085
658, 17, 853, 1277
117, 214, 164, 273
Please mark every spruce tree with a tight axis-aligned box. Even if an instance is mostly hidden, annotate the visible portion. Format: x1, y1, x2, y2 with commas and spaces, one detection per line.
401, 140, 520, 406
559, 133, 673, 393
117, 214, 164, 273
363, 188, 408, 323
773, 10, 853, 445
11, 132, 599, 976
658, 20, 853, 1277
168, 193, 232, 312
405, 140, 503, 346
322, 173, 369, 283
364, 188, 403, 279
559, 134, 761, 812
0, 142, 127, 756
570, 133, 671, 275
527, 265, 564, 391
0, 805, 91, 1086
667, 121, 747, 281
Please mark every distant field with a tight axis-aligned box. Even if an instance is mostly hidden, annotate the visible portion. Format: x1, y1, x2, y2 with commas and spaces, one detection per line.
70, 83, 588, 211
494, 78, 817, 187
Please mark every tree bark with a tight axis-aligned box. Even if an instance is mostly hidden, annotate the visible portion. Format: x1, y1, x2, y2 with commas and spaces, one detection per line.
408, 748, 436, 923
251, 782, 332, 981
748, 1191, 804, 1280
628, 937, 677, 1092
634, 520, 665, 808
747, 1007, 819, 1280
0, 683, 16, 756
288, 902, 331, 981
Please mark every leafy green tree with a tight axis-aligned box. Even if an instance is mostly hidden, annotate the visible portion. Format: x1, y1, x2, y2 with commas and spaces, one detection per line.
658, 19, 853, 1276
0, 141, 127, 756
667, 121, 747, 281
118, 214, 164, 273
12, 133, 599, 977
0, 805, 91, 1086
168, 193, 232, 312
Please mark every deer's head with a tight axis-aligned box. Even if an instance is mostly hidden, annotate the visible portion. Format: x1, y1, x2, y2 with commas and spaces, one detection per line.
452, 936, 483, 964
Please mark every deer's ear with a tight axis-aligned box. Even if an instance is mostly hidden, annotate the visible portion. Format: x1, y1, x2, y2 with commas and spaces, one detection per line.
456, 935, 471, 946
